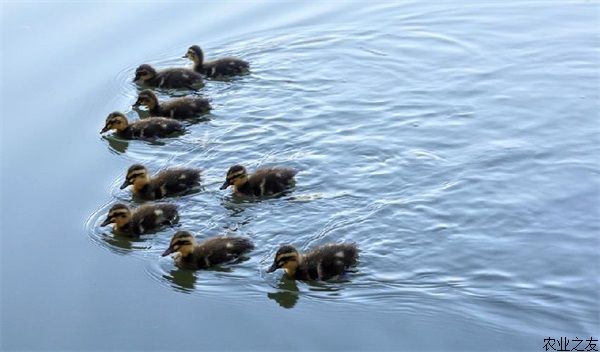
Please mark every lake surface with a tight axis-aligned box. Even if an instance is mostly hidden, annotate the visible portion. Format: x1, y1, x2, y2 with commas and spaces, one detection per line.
1, 1, 598, 350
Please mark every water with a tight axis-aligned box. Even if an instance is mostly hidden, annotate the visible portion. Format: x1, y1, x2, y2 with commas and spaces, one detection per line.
1, 1, 599, 350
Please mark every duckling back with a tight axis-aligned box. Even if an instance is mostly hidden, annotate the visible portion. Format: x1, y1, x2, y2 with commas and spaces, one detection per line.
137, 67, 203, 90
156, 97, 211, 119
155, 68, 203, 89
198, 236, 255, 265
202, 58, 249, 77
125, 203, 179, 235
300, 244, 359, 280
178, 236, 254, 269
124, 117, 184, 139
244, 167, 298, 196
139, 168, 201, 200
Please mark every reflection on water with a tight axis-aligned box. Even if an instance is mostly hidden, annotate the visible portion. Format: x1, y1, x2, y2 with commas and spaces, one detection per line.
157, 256, 254, 294
104, 135, 130, 154
266, 273, 358, 309
268, 278, 299, 309
164, 268, 197, 293
100, 232, 152, 254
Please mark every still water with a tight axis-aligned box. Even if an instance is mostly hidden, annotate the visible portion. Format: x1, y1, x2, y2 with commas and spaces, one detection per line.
1, 1, 598, 350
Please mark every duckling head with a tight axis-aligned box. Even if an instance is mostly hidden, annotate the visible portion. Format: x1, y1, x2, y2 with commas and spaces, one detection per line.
100, 112, 129, 134
183, 45, 204, 64
100, 203, 132, 229
220, 165, 248, 190
267, 245, 301, 276
162, 231, 197, 258
120, 164, 150, 191
133, 89, 158, 109
133, 64, 157, 83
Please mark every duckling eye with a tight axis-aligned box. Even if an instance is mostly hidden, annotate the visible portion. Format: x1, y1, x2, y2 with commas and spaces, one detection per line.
278, 258, 291, 266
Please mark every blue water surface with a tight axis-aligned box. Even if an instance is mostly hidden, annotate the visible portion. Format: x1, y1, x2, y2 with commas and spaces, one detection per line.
1, 1, 598, 350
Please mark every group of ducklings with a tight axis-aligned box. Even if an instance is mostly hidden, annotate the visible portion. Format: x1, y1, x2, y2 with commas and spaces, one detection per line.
99, 45, 358, 282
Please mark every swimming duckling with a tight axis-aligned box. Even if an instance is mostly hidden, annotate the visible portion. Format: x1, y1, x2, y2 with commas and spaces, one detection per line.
100, 202, 178, 236
267, 243, 359, 281
133, 89, 211, 120
133, 64, 203, 89
219, 165, 297, 197
183, 45, 249, 77
120, 164, 201, 200
100, 112, 184, 139
161, 231, 254, 270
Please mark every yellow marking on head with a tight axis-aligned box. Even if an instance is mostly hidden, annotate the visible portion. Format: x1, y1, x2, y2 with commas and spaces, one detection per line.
231, 174, 248, 188
227, 171, 245, 180
128, 170, 146, 179
282, 260, 299, 277
131, 172, 150, 192
137, 70, 154, 81
137, 95, 157, 109
109, 209, 131, 229
276, 252, 297, 262
186, 50, 200, 63
106, 115, 128, 132
172, 240, 194, 257
169, 232, 196, 257
275, 251, 300, 277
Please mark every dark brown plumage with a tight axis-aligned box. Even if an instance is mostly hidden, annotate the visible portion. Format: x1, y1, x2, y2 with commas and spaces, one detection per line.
161, 231, 255, 270
267, 243, 359, 281
100, 112, 184, 139
120, 164, 201, 200
220, 165, 298, 197
133, 64, 203, 89
133, 89, 211, 120
100, 202, 178, 236
184, 45, 249, 78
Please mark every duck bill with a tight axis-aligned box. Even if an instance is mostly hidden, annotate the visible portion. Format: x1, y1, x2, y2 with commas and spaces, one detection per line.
161, 247, 174, 257
266, 262, 279, 273
119, 179, 130, 189
100, 217, 112, 226
100, 126, 110, 134
133, 74, 141, 82
182, 54, 188, 59
219, 180, 230, 190
132, 99, 141, 107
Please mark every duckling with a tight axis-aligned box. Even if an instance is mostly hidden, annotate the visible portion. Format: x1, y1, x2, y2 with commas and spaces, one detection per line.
267, 243, 359, 281
120, 164, 201, 200
133, 64, 203, 89
161, 231, 254, 270
133, 89, 211, 120
184, 45, 249, 77
100, 112, 184, 139
219, 165, 298, 197
100, 202, 178, 236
